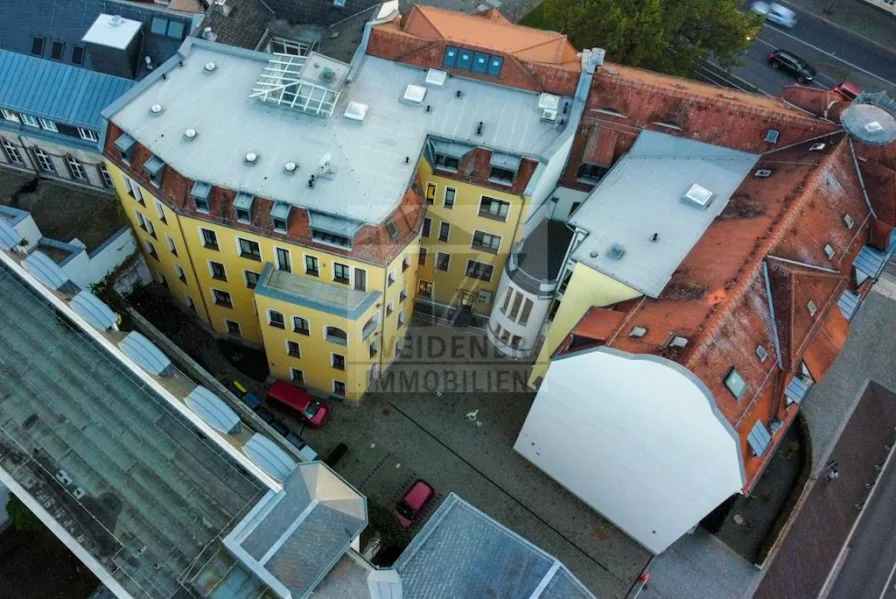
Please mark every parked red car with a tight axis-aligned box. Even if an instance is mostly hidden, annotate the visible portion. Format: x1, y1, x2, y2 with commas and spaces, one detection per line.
395, 479, 435, 528
266, 380, 329, 427
832, 81, 862, 101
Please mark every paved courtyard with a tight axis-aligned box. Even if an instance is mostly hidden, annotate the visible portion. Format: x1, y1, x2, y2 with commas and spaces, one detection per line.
294, 324, 651, 598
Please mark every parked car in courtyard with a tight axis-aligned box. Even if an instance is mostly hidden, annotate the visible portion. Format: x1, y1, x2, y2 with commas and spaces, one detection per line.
396, 479, 435, 529
751, 1, 798, 28
266, 380, 329, 427
768, 49, 816, 83
832, 81, 863, 101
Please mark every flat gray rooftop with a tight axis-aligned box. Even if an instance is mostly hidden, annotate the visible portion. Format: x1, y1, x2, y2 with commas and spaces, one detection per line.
108, 38, 572, 225
393, 493, 595, 599
569, 130, 759, 298
0, 262, 265, 599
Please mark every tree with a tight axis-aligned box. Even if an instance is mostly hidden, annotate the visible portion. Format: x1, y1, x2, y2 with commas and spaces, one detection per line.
522, 0, 762, 77
6, 495, 44, 534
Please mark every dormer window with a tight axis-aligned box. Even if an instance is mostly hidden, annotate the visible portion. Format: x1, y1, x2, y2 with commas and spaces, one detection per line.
434, 153, 459, 172
115, 133, 136, 163
191, 181, 211, 212
489, 153, 519, 186
234, 192, 254, 223
143, 155, 165, 187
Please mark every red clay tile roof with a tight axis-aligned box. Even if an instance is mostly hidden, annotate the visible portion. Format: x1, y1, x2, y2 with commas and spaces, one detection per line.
400, 5, 580, 66
781, 85, 841, 118
571, 307, 627, 342
565, 134, 879, 488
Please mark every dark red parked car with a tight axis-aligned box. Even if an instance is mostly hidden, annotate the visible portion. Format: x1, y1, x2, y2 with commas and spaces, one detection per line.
266, 380, 329, 427
395, 479, 435, 528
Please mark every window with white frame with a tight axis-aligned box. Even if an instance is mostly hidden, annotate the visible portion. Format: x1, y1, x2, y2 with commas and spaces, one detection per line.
435, 252, 451, 271
201, 228, 218, 250
155, 200, 167, 223
397, 308, 406, 327
290, 368, 304, 384
276, 247, 291, 273
465, 260, 493, 282
325, 326, 348, 346
66, 156, 86, 180
388, 270, 396, 287
1, 109, 20, 123
293, 316, 310, 335
225, 319, 241, 335
444, 187, 456, 209
386, 301, 394, 316
333, 380, 346, 396
77, 128, 99, 142
238, 237, 261, 261
400, 285, 407, 302
355, 268, 367, 292
479, 196, 510, 221
166, 235, 177, 255
209, 261, 227, 281
472, 230, 501, 253
175, 264, 186, 282
245, 270, 260, 289
268, 310, 285, 329
1, 140, 22, 164
137, 213, 155, 237
213, 289, 233, 307
39, 118, 57, 132
402, 255, 410, 273
305, 255, 319, 276
438, 222, 451, 242
33, 147, 54, 173
20, 114, 39, 128
123, 174, 144, 204
145, 240, 159, 260
333, 263, 350, 284
98, 163, 113, 187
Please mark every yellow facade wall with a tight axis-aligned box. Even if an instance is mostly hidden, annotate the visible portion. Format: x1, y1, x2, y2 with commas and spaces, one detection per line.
106, 162, 210, 322
416, 159, 529, 315
528, 262, 642, 387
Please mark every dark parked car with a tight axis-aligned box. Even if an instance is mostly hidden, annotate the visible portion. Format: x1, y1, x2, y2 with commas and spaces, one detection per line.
269, 419, 290, 437
768, 49, 816, 83
395, 479, 435, 529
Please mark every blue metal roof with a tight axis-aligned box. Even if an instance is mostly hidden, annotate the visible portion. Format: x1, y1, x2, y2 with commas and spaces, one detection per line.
785, 376, 810, 405
838, 289, 860, 321
0, 50, 133, 129
747, 420, 773, 457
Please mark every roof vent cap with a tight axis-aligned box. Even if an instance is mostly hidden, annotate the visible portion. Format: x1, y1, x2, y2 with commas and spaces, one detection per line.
110, 15, 123, 26
538, 93, 560, 110
204, 62, 216, 72
284, 161, 297, 173
589, 250, 598, 258
608, 243, 626, 260
425, 69, 447, 86
541, 108, 558, 122
402, 84, 427, 104
683, 183, 713, 208
150, 104, 163, 114
344, 101, 369, 122
320, 67, 335, 82
630, 326, 647, 338
245, 152, 258, 164
755, 169, 772, 178
184, 128, 197, 140
669, 336, 688, 348
809, 142, 826, 152
865, 121, 883, 133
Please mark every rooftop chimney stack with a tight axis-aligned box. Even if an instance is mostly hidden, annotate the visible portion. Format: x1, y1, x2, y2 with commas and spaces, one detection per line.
202, 27, 218, 42
582, 48, 606, 74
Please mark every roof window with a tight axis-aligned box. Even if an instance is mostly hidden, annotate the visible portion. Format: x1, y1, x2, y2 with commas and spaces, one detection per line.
630, 326, 647, 338
843, 214, 855, 229
425, 69, 447, 86
747, 420, 772, 456
724, 368, 748, 400
234, 192, 254, 223
402, 84, 427, 105
756, 345, 769, 362
765, 129, 779, 143
683, 183, 714, 209
824, 243, 835, 260
755, 169, 772, 178
344, 101, 369, 121
668, 336, 688, 348
386, 218, 399, 240
807, 300, 818, 317
442, 45, 503, 77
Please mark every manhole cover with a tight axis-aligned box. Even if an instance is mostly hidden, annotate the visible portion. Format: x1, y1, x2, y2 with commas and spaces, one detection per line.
382, 408, 390, 416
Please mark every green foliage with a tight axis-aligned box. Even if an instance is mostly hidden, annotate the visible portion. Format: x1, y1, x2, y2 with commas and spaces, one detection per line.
6, 495, 44, 534
366, 501, 413, 549
521, 0, 763, 76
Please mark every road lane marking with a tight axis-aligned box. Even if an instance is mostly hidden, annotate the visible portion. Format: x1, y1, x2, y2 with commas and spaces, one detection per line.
754, 31, 896, 87
880, 558, 896, 599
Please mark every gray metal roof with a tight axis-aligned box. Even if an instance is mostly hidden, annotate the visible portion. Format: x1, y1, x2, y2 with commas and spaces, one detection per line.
0, 260, 265, 599
106, 38, 573, 225
569, 130, 759, 298
393, 493, 594, 599
224, 462, 367, 599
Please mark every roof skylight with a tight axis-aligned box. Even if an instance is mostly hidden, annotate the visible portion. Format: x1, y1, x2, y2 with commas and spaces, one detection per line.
344, 101, 369, 122
403, 84, 427, 104
250, 54, 340, 117
425, 69, 447, 86
683, 183, 714, 209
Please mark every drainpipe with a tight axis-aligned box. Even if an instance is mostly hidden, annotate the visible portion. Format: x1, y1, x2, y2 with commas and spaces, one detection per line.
17, 135, 41, 177
174, 207, 214, 324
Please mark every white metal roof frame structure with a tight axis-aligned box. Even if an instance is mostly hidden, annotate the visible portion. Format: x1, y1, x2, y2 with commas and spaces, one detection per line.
250, 54, 341, 118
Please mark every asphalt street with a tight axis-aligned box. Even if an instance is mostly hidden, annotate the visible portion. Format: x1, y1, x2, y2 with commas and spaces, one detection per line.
718, 2, 896, 96
827, 446, 896, 599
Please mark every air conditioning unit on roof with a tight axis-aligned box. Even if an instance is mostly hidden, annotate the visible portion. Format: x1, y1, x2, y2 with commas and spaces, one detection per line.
541, 108, 558, 122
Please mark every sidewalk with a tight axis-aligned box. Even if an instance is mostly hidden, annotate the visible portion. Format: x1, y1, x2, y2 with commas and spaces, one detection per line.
781, 0, 896, 53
